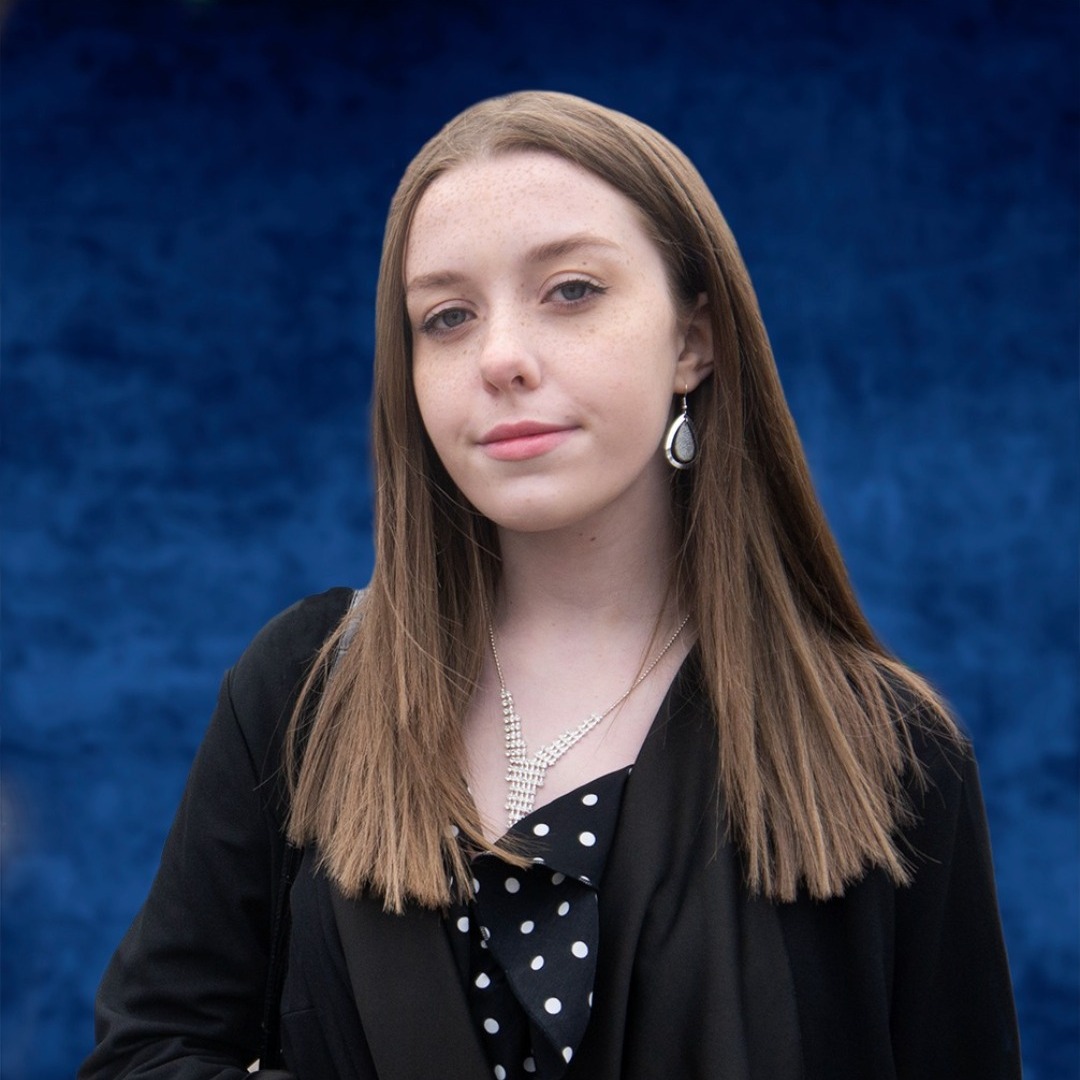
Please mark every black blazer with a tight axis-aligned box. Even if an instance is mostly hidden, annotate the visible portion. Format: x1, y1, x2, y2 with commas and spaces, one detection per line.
80, 588, 1021, 1079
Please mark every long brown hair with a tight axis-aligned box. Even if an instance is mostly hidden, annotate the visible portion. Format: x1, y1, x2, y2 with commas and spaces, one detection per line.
286, 91, 956, 912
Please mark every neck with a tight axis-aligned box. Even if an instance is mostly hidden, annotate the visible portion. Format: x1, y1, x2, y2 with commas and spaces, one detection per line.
468, 475, 690, 836
494, 490, 681, 638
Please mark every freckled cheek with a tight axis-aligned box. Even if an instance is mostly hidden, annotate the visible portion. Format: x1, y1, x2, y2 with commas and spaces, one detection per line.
413, 367, 469, 446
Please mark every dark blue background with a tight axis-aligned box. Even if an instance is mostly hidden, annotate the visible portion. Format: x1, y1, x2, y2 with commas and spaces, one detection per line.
2, 1, 1076, 1076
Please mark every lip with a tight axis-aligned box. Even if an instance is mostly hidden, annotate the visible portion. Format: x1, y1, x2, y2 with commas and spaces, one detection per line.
478, 420, 575, 461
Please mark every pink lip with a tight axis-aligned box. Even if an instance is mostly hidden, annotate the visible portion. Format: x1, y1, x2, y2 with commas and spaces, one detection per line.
479, 421, 575, 461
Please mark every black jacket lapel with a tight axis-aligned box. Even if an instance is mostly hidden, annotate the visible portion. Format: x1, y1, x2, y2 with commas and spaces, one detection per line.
572, 652, 805, 1079
330, 886, 490, 1080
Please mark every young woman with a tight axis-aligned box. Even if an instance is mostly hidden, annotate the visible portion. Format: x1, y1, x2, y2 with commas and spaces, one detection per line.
81, 91, 1021, 1079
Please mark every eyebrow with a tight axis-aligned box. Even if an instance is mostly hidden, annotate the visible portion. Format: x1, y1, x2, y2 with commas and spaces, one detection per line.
405, 233, 622, 295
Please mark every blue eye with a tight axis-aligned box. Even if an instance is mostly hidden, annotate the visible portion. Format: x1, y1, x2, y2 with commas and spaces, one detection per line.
558, 281, 591, 301
421, 308, 471, 334
550, 280, 605, 304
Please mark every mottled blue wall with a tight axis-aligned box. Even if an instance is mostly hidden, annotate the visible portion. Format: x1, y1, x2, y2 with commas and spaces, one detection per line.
2, 1, 1076, 1076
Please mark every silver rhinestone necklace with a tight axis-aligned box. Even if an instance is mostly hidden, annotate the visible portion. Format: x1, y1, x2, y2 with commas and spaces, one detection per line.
489, 614, 690, 827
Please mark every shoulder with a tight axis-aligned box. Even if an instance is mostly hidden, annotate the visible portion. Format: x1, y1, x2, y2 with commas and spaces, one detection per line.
870, 663, 975, 846
239, 585, 360, 665
897, 695, 977, 854
898, 713, 994, 900
223, 587, 359, 775
230, 586, 359, 697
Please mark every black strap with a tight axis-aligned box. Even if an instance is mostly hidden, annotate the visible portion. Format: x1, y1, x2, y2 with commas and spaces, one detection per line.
259, 841, 303, 1066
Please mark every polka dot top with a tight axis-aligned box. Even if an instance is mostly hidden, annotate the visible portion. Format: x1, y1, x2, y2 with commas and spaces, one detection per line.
445, 766, 632, 1080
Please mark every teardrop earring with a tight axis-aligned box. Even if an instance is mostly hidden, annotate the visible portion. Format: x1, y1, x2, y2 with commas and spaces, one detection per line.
663, 392, 698, 469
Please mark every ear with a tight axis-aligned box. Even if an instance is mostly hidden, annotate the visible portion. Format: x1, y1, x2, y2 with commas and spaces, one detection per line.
674, 293, 714, 394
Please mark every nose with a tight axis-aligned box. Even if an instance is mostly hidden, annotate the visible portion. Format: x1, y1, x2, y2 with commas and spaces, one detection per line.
477, 309, 541, 393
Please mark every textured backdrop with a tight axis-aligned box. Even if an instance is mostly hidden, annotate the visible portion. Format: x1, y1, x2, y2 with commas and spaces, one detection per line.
2, 1, 1076, 1076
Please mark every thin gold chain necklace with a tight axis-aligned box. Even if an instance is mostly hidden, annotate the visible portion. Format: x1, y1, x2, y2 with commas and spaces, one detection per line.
489, 614, 690, 827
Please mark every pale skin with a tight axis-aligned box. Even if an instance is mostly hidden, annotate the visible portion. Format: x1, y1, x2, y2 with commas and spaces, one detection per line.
406, 152, 714, 843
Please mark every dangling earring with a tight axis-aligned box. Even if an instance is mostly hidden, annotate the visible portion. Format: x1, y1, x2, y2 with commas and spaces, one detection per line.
664, 391, 697, 469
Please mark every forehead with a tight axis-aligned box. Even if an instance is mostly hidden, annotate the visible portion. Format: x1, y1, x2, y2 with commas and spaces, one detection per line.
404, 151, 657, 272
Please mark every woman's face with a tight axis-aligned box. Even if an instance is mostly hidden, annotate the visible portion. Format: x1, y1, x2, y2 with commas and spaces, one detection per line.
405, 151, 710, 537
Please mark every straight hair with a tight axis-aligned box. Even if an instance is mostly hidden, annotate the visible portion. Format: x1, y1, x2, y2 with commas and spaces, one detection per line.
286, 91, 957, 913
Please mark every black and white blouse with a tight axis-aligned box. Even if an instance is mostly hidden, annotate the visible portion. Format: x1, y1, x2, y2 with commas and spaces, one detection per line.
445, 767, 632, 1080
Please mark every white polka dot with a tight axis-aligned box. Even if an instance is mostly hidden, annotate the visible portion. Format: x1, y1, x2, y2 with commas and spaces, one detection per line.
494, 1067, 506, 1080
544, 997, 562, 1015
562, 1046, 574, 1062
523, 1058, 537, 1073
551, 872, 566, 885
530, 955, 545, 970
456, 916, 470, 933
475, 972, 491, 989
571, 940, 588, 958
532, 856, 546, 864
480, 939, 489, 950
588, 991, 594, 1007
557, 900, 570, 916
520, 920, 535, 934
484, 1017, 500, 1034
451, 824, 460, 836
580, 875, 592, 885
505, 877, 521, 894
472, 877, 480, 892
532, 822, 550, 836
582, 793, 598, 806
579, 831, 596, 847
480, 925, 491, 941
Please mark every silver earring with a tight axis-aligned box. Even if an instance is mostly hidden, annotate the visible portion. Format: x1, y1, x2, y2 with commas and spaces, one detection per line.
664, 392, 697, 469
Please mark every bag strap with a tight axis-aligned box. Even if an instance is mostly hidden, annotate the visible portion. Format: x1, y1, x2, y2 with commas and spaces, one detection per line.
258, 587, 365, 1066
259, 841, 303, 1065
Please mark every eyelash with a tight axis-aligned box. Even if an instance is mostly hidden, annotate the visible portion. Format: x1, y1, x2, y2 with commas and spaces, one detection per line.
419, 308, 471, 336
417, 278, 607, 337
547, 278, 607, 306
